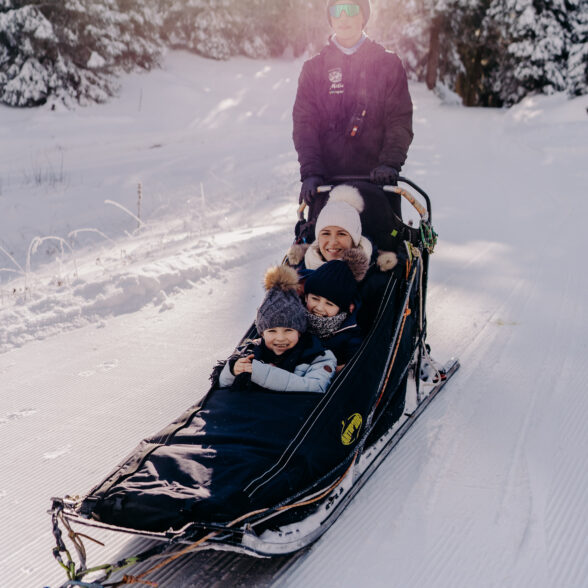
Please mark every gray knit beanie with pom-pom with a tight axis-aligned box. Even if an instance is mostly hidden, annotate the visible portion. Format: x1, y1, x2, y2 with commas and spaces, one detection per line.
255, 265, 307, 335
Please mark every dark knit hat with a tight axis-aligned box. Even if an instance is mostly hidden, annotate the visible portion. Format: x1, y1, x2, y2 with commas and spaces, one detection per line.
256, 265, 307, 334
326, 0, 371, 27
304, 260, 358, 312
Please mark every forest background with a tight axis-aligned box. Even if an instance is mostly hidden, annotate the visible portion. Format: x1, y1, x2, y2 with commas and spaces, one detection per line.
1, 0, 587, 109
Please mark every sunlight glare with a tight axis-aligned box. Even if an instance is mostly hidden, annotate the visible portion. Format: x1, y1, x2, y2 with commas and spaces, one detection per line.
255, 66, 271, 79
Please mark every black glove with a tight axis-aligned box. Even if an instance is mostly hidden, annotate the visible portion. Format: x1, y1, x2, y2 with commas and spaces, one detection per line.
299, 176, 324, 205
370, 165, 399, 186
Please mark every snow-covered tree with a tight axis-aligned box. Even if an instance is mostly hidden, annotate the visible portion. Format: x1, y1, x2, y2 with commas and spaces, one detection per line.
566, 0, 588, 96
0, 0, 161, 107
369, 0, 491, 103
485, 0, 570, 104
159, 0, 285, 59
1, 0, 584, 107
443, 0, 504, 106
158, 0, 327, 60
369, 0, 427, 75
371, 0, 587, 105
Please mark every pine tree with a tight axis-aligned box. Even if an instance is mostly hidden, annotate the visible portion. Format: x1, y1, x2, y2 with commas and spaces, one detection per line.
446, 0, 505, 106
0, 0, 161, 107
369, 0, 494, 104
486, 0, 570, 104
0, 3, 64, 106
369, 0, 430, 76
1, 0, 584, 107
159, 0, 269, 59
157, 0, 327, 60
370, 0, 587, 105
566, 0, 588, 96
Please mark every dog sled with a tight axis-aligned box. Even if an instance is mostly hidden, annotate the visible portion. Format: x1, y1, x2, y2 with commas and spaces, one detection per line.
49, 177, 459, 586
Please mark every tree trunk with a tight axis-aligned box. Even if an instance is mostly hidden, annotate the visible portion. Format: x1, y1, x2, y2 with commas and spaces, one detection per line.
426, 15, 442, 90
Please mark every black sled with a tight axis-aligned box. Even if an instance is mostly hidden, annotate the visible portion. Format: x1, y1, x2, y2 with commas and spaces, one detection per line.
49, 177, 459, 586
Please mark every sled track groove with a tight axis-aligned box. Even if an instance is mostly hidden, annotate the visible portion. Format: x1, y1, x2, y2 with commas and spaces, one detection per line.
104, 542, 310, 587
543, 267, 588, 588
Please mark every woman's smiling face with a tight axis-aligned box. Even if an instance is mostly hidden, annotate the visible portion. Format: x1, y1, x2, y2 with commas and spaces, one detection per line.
317, 226, 354, 261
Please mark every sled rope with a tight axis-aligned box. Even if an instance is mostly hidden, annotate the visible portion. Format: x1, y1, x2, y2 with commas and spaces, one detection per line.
51, 507, 77, 579
51, 501, 184, 586
414, 247, 423, 333
410, 246, 443, 396
369, 252, 420, 417
105, 530, 219, 587
413, 246, 435, 401
117, 458, 358, 585
375, 303, 412, 410
420, 222, 437, 253
274, 454, 357, 511
52, 505, 107, 579
119, 577, 158, 587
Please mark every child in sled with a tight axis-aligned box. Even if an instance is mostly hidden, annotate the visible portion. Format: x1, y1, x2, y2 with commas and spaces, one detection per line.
303, 252, 368, 371
218, 265, 336, 394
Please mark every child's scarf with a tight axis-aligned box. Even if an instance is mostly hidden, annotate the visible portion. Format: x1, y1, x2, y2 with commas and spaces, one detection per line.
306, 310, 348, 341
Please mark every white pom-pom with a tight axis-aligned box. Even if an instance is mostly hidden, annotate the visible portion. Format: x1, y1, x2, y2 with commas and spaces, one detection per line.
377, 251, 398, 272
329, 184, 365, 213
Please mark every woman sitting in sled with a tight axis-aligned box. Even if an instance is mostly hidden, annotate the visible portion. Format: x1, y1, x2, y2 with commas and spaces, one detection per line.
288, 183, 402, 334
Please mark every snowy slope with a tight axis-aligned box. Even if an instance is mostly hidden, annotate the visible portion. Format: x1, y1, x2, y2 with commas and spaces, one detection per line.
1, 51, 587, 587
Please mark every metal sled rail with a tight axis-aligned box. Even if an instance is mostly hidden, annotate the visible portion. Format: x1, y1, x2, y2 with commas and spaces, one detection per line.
229, 358, 461, 556
54, 359, 460, 566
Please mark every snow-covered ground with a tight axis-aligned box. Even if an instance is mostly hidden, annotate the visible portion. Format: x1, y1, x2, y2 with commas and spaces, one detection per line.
1, 51, 587, 587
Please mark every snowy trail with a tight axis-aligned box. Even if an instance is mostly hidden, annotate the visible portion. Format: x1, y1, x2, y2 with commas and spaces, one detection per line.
1, 225, 293, 587
1, 53, 587, 587
277, 92, 588, 588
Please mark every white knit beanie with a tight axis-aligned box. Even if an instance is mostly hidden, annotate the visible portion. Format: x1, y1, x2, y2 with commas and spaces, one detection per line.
315, 185, 365, 246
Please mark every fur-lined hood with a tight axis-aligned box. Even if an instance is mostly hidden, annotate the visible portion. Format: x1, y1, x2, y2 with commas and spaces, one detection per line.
304, 237, 373, 275
287, 237, 397, 275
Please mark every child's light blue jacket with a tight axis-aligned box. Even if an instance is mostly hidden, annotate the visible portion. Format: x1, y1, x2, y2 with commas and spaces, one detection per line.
219, 349, 336, 394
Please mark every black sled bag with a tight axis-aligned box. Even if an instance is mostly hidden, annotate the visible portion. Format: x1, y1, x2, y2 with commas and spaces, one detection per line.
80, 263, 419, 533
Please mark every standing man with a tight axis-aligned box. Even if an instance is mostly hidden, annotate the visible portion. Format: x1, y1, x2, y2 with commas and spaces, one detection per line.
292, 0, 414, 248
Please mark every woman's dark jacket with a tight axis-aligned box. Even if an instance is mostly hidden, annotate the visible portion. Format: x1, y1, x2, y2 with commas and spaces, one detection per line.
293, 37, 413, 181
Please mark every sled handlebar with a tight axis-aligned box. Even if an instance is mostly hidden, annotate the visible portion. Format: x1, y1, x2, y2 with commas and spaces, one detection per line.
298, 176, 432, 222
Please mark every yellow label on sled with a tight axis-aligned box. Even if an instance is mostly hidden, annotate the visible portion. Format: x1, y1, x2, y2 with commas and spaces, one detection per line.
341, 413, 363, 446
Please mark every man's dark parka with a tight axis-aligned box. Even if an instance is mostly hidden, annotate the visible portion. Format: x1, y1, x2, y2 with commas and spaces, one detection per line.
293, 37, 413, 181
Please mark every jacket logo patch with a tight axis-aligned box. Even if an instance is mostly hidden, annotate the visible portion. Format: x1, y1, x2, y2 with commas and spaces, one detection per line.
328, 68, 344, 95
341, 413, 362, 446
329, 68, 342, 83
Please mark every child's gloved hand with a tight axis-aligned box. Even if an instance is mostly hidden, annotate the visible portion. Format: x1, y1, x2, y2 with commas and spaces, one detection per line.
233, 354, 254, 375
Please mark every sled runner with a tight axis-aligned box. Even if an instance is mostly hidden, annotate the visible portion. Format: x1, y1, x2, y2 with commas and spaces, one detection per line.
49, 177, 459, 587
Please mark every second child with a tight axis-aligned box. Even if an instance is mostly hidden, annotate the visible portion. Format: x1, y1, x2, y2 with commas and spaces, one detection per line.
303, 249, 368, 370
